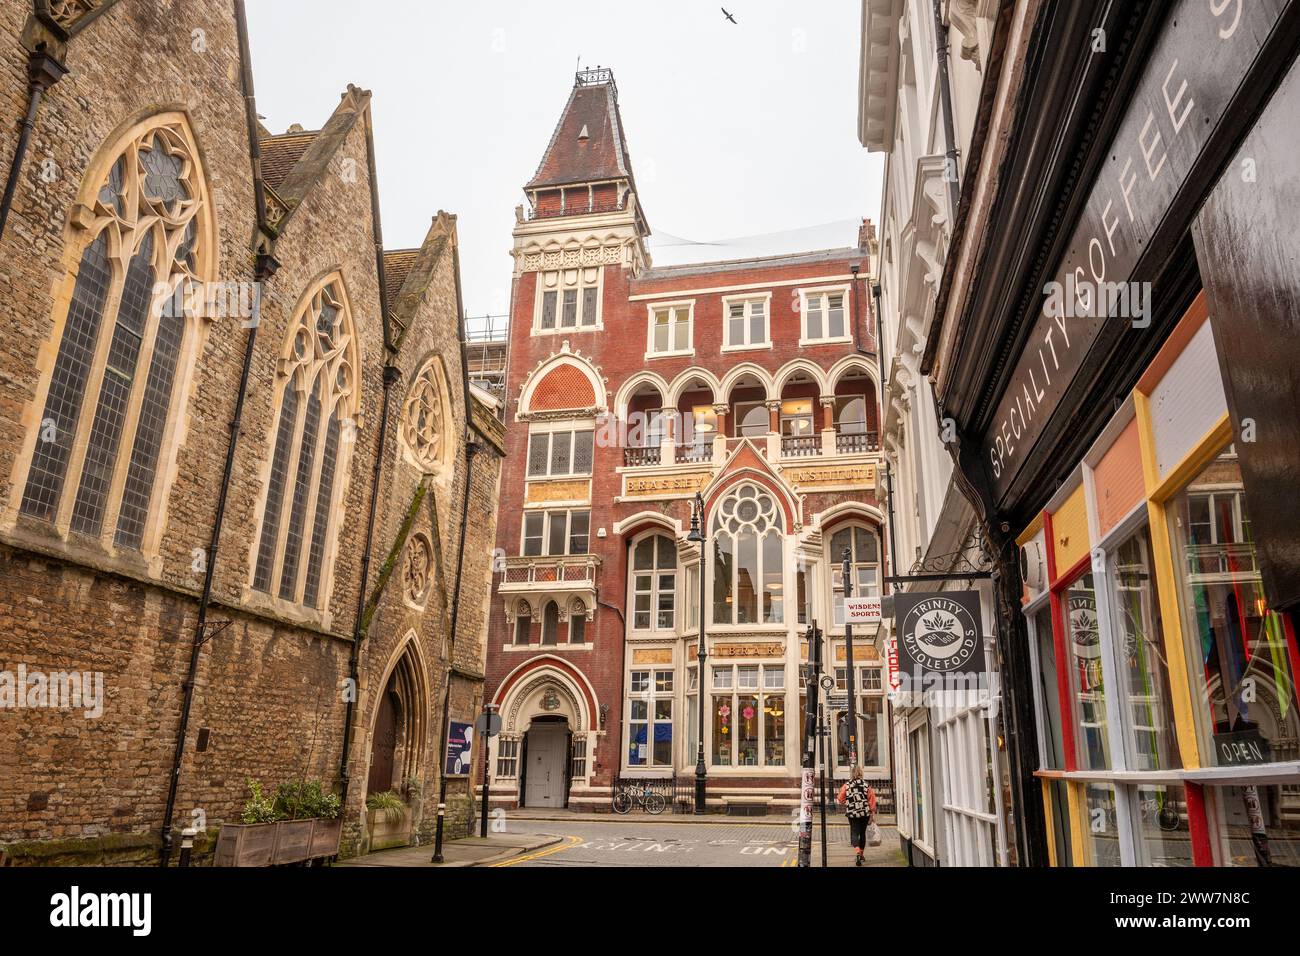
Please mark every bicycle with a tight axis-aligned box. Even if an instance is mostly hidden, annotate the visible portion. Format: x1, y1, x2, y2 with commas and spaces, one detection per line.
612, 782, 667, 815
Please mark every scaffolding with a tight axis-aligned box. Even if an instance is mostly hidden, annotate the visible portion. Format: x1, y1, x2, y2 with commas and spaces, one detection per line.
464, 314, 509, 412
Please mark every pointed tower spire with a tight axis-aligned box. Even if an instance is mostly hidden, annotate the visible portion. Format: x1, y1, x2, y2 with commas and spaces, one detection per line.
522, 67, 648, 236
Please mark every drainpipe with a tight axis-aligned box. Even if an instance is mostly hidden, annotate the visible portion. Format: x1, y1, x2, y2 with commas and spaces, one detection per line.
933, 0, 962, 217
431, 438, 481, 861
873, 281, 902, 588
0, 49, 68, 240
158, 253, 277, 866
157, 4, 275, 864
338, 362, 401, 808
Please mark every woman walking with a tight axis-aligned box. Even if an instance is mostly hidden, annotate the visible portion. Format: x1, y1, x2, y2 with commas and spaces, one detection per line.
837, 766, 877, 866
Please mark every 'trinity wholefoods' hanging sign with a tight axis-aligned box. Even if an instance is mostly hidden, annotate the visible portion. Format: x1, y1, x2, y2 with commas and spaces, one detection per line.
891, 592, 985, 680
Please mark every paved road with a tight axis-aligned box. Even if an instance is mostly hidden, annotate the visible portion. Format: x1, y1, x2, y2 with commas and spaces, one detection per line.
489, 818, 899, 867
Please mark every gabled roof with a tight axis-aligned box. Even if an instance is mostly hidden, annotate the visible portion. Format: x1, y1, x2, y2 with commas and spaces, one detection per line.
526, 76, 634, 190
259, 128, 319, 191
382, 248, 419, 304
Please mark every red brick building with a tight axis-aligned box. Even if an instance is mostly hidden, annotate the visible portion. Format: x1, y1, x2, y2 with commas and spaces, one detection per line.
484, 68, 886, 815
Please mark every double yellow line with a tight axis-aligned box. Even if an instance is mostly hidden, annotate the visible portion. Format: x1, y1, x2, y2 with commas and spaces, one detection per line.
490, 834, 583, 867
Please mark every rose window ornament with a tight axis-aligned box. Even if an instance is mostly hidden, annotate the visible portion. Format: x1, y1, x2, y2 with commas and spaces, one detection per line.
402, 359, 449, 472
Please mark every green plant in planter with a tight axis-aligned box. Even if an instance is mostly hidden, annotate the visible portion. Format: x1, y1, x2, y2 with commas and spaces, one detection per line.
274, 780, 341, 820
366, 790, 406, 824
241, 780, 284, 824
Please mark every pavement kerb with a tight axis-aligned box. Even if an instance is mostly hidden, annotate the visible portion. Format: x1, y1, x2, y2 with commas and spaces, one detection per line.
466, 834, 564, 867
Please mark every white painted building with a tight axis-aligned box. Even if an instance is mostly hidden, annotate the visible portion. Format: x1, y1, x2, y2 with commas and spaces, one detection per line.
859, 0, 1016, 866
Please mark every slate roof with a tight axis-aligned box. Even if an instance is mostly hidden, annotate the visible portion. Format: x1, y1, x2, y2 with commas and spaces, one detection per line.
526, 81, 633, 189
259, 130, 318, 191
382, 248, 419, 303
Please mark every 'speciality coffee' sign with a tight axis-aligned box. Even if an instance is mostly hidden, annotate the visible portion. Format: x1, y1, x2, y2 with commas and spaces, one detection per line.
983, 0, 1287, 503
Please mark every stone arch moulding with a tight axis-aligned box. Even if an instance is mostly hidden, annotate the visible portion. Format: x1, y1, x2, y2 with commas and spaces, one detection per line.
517, 344, 607, 418
494, 655, 599, 733
666, 366, 722, 408
719, 362, 776, 402
815, 501, 886, 535
773, 358, 831, 396
826, 354, 881, 393
613, 370, 671, 420
363, 631, 431, 795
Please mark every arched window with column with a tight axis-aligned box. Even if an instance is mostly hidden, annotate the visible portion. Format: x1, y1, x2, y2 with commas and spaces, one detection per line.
712, 483, 784, 625
828, 522, 881, 626
251, 276, 357, 609
16, 114, 213, 553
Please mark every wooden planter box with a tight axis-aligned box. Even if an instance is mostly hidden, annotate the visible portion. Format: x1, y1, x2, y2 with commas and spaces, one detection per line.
365, 808, 411, 851
308, 817, 343, 859
214, 818, 343, 867
272, 819, 314, 865
214, 822, 278, 867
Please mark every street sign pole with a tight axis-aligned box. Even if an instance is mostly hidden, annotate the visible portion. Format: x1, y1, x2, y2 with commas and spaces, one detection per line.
798, 623, 822, 868
475, 703, 500, 838
816, 632, 828, 868
842, 548, 858, 769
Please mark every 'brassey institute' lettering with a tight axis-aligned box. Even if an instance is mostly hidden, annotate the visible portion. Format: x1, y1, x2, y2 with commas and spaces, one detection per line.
983, 0, 1268, 498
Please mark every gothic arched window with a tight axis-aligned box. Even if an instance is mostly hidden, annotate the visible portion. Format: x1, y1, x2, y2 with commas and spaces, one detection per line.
711, 483, 784, 625
18, 116, 210, 553
252, 277, 357, 609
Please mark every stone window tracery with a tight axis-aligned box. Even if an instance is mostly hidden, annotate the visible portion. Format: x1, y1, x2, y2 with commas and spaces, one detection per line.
401, 357, 451, 474
18, 117, 210, 555
252, 277, 357, 609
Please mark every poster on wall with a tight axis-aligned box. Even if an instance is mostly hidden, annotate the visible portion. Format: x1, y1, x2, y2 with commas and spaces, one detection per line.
445, 721, 474, 776
890, 591, 986, 706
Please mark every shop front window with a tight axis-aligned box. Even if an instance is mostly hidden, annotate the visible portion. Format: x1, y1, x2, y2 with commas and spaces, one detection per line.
1064, 573, 1110, 769
1132, 784, 1194, 866
1083, 783, 1122, 867
627, 668, 674, 768
1168, 449, 1300, 768
1108, 525, 1182, 770
711, 664, 785, 767
1031, 604, 1066, 768
1207, 783, 1300, 867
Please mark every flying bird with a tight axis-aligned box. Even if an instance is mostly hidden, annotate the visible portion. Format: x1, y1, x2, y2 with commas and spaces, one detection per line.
722, 7, 737, 24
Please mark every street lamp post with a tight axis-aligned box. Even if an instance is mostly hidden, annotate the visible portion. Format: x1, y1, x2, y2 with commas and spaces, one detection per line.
687, 491, 708, 814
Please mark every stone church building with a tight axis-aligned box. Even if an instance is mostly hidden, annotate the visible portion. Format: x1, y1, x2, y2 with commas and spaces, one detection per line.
0, 0, 503, 864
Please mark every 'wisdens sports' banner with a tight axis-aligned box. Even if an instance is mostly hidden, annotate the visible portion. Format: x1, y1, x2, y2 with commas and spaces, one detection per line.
891, 591, 985, 680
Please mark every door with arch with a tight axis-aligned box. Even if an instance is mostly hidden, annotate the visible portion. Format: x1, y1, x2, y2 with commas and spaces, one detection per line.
523, 717, 570, 807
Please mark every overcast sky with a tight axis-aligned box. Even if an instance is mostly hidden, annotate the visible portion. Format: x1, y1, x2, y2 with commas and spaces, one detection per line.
246, 0, 883, 320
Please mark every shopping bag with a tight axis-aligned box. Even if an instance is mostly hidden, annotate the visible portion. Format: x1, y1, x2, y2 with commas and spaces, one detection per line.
866, 821, 882, 847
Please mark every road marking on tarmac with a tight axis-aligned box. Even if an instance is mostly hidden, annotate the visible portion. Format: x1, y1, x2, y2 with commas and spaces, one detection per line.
491, 834, 583, 867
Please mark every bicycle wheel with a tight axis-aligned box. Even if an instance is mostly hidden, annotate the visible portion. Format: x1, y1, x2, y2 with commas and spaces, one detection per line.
644, 791, 667, 815
612, 791, 632, 814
